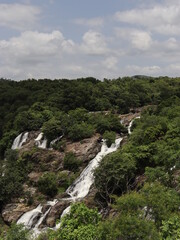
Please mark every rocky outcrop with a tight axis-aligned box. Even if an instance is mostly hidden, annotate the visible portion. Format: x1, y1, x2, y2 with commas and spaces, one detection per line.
44, 200, 70, 228
65, 134, 101, 163
2, 203, 33, 224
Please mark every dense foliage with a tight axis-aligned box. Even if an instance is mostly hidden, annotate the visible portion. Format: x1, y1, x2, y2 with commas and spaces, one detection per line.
0, 76, 179, 239
0, 76, 179, 157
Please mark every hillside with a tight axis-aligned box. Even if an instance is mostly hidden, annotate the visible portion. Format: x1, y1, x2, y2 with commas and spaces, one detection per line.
0, 76, 180, 239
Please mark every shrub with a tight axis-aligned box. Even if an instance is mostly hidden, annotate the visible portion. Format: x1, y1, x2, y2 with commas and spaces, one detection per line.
67, 122, 94, 141
42, 118, 63, 142
38, 172, 57, 197
5, 223, 30, 240
57, 171, 76, 189
63, 152, 82, 172
103, 131, 116, 147
49, 203, 101, 240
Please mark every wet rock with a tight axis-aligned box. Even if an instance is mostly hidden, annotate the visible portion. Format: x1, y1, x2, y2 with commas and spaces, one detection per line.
2, 203, 33, 224
45, 200, 70, 228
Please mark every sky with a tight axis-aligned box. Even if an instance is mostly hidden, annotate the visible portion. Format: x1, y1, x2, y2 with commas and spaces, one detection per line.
0, 0, 180, 80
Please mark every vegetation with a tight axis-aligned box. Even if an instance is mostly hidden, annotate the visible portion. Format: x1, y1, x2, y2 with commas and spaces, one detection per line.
38, 172, 58, 197
63, 152, 82, 172
0, 76, 179, 239
103, 131, 116, 147
47, 203, 101, 240
0, 223, 30, 240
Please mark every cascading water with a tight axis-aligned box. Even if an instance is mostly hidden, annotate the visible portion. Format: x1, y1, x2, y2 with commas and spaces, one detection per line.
17, 199, 58, 234
128, 116, 140, 134
17, 204, 43, 229
11, 132, 29, 149
35, 133, 47, 149
67, 138, 123, 199
16, 118, 136, 235
17, 137, 123, 234
50, 135, 63, 147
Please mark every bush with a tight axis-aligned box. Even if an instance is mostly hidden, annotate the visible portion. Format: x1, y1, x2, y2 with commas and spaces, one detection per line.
57, 171, 76, 189
67, 122, 94, 141
94, 150, 136, 201
63, 152, 82, 172
160, 215, 180, 240
38, 172, 57, 197
52, 139, 66, 152
0, 150, 26, 209
103, 131, 116, 147
42, 118, 63, 142
49, 203, 101, 240
92, 113, 127, 134
4, 223, 30, 240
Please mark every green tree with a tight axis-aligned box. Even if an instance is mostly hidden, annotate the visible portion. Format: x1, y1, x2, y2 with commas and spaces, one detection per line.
1, 223, 30, 240
103, 131, 116, 147
67, 122, 94, 141
42, 117, 63, 142
94, 150, 136, 201
38, 172, 57, 197
63, 152, 82, 172
49, 203, 101, 240
160, 215, 180, 240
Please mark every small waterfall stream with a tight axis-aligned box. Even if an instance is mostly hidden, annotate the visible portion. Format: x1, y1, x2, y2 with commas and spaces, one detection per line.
35, 133, 47, 149
11, 132, 29, 149
128, 116, 140, 134
66, 138, 123, 200
17, 200, 58, 234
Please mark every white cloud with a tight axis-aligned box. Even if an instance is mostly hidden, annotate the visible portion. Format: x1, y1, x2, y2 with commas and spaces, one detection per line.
81, 30, 108, 55
0, 30, 75, 65
115, 28, 152, 51
0, 3, 40, 31
74, 17, 104, 27
115, 3, 180, 35
102, 56, 118, 70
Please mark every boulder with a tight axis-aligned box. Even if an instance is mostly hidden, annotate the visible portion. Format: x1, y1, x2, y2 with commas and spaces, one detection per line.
2, 203, 33, 224
44, 200, 70, 228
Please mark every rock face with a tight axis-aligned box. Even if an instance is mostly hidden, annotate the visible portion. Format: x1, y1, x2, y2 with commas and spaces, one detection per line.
65, 134, 101, 163
2, 204, 33, 224
44, 200, 70, 228
1, 133, 102, 226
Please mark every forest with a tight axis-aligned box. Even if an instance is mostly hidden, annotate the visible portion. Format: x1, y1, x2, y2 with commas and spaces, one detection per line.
0, 76, 180, 239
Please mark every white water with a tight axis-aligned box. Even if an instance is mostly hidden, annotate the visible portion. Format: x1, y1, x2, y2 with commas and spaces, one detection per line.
11, 132, 29, 149
50, 135, 63, 147
16, 119, 135, 234
17, 137, 123, 234
128, 116, 140, 134
17, 204, 43, 229
35, 133, 47, 149
17, 199, 58, 233
67, 138, 123, 199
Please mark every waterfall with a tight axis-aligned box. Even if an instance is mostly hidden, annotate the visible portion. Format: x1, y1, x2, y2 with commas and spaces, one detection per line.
128, 116, 140, 134
11, 132, 29, 150
17, 118, 137, 234
66, 137, 123, 199
17, 204, 43, 229
50, 135, 63, 147
17, 137, 122, 234
17, 199, 58, 234
35, 133, 47, 149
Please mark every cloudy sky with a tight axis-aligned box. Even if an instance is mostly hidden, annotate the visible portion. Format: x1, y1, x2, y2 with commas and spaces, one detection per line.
0, 0, 180, 80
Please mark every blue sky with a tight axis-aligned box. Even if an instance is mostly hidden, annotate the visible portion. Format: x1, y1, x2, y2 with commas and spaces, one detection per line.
0, 0, 180, 80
